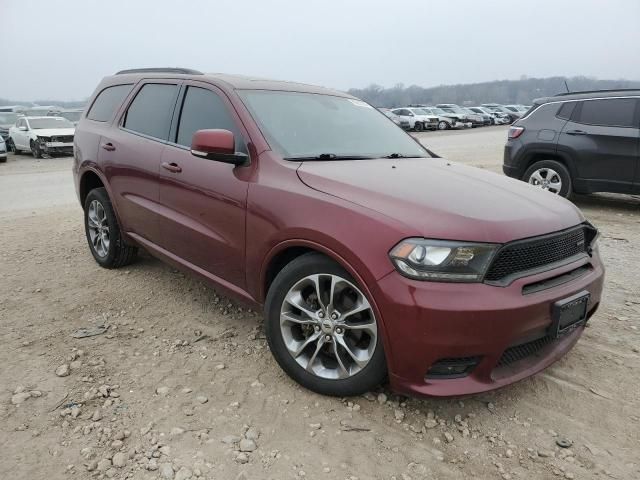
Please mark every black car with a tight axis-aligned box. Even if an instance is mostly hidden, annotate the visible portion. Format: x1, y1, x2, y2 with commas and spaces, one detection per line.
503, 89, 640, 197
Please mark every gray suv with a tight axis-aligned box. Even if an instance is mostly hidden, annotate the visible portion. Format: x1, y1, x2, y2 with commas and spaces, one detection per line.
503, 90, 640, 197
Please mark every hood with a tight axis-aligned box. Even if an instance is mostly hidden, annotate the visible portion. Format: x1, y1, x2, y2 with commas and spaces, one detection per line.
297, 158, 583, 244
32, 128, 75, 137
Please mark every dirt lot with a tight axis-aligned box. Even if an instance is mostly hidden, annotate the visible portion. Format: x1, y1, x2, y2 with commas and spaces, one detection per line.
1, 127, 639, 480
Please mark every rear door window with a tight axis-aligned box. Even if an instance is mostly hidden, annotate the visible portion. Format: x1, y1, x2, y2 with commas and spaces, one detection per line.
123, 84, 179, 140
174, 86, 242, 149
575, 98, 638, 127
87, 84, 133, 122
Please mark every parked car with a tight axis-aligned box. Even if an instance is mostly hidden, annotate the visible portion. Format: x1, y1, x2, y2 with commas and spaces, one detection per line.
378, 108, 411, 130
390, 107, 437, 131
0, 136, 7, 162
482, 104, 519, 124
463, 107, 491, 126
468, 106, 506, 125
20, 106, 62, 117
420, 107, 470, 130
50, 108, 84, 125
74, 68, 603, 398
0, 105, 28, 113
8, 116, 75, 158
435, 104, 479, 128
0, 112, 20, 142
504, 89, 640, 198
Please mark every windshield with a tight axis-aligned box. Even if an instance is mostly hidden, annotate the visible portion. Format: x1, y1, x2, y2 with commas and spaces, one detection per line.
58, 111, 82, 122
429, 108, 448, 115
28, 117, 75, 129
239, 91, 428, 159
440, 105, 464, 113
414, 108, 431, 115
0, 113, 18, 125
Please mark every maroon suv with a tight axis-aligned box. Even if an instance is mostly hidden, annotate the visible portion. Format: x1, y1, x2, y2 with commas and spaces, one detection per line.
73, 68, 604, 397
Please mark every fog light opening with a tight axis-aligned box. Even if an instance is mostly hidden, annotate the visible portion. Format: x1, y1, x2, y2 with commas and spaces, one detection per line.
425, 356, 481, 379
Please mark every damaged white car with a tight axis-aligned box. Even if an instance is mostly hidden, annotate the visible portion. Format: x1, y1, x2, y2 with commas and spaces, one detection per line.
8, 116, 75, 158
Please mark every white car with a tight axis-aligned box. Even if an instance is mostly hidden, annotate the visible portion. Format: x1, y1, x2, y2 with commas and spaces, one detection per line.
0, 137, 7, 162
8, 116, 75, 158
390, 108, 438, 131
420, 107, 471, 130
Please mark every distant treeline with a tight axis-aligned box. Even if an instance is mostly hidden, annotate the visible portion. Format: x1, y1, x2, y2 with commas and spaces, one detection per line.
0, 99, 86, 108
348, 76, 640, 108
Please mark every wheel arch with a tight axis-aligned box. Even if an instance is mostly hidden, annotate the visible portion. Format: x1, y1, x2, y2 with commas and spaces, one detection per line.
522, 151, 577, 181
79, 170, 106, 207
259, 238, 396, 373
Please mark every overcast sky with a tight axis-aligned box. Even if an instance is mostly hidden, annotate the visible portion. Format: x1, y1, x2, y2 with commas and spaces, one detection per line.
1, 0, 639, 101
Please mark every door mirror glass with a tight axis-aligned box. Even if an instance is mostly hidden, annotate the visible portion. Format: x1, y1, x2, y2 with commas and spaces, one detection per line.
191, 129, 248, 166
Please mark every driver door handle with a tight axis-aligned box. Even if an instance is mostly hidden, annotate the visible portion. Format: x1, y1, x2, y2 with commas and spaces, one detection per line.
101, 142, 116, 151
161, 162, 182, 173
566, 130, 588, 136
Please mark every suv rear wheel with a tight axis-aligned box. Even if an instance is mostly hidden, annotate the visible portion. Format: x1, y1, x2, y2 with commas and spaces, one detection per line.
264, 253, 387, 396
523, 160, 572, 198
84, 188, 138, 268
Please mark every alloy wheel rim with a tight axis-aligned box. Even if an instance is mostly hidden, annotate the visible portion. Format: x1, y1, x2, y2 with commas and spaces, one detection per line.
280, 273, 377, 380
87, 200, 110, 257
528, 168, 562, 194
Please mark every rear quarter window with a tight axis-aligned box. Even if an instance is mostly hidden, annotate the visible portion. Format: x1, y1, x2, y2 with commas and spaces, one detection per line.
87, 84, 133, 122
555, 102, 576, 120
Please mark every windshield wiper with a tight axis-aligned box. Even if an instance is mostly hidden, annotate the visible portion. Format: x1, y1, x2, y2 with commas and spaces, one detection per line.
383, 153, 427, 159
284, 153, 376, 161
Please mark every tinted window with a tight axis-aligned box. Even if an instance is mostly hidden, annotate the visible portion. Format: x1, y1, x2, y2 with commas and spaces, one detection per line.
576, 98, 638, 127
556, 102, 576, 120
175, 87, 241, 148
123, 84, 178, 139
87, 84, 133, 122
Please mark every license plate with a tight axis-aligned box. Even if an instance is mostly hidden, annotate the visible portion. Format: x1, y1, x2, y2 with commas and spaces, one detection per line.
550, 291, 590, 337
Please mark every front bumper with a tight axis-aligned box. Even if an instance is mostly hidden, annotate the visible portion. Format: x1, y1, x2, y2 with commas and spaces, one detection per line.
43, 142, 74, 156
373, 253, 604, 397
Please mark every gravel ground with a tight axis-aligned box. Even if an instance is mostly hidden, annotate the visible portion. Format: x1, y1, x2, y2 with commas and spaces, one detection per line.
1, 129, 639, 480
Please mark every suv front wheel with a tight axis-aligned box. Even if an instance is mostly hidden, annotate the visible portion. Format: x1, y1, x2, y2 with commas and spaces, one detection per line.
84, 188, 138, 268
264, 253, 387, 396
523, 160, 572, 198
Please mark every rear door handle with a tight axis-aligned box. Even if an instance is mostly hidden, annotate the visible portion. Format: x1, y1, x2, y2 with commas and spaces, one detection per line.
101, 142, 116, 151
161, 162, 182, 173
566, 130, 588, 136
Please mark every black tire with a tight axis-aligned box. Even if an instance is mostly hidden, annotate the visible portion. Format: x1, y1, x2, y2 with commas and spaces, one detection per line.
522, 160, 572, 198
414, 122, 424, 132
84, 187, 138, 268
438, 120, 450, 130
0, 156, 6, 163
30, 140, 42, 159
264, 253, 387, 397
8, 139, 20, 154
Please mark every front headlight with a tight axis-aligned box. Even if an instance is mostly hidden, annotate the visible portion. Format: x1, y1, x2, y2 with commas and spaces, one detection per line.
389, 238, 498, 282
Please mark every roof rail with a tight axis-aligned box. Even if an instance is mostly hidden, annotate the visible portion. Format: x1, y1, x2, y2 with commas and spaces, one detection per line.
555, 88, 640, 96
115, 67, 203, 75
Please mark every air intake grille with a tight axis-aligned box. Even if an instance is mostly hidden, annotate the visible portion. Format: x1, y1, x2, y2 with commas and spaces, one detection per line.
498, 335, 553, 367
485, 227, 588, 282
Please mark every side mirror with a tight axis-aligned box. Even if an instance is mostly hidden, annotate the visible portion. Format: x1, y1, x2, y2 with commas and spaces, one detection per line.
190, 129, 248, 166
18, 126, 27, 131
408, 113, 414, 117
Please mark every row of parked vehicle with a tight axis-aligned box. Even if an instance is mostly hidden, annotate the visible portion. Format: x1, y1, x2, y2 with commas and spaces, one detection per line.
379, 103, 531, 131
0, 105, 81, 159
